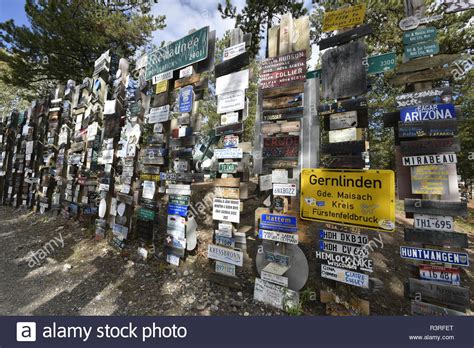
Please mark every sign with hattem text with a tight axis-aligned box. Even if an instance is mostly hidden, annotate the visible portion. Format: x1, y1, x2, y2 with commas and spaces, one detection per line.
145, 26, 208, 80
300, 169, 395, 231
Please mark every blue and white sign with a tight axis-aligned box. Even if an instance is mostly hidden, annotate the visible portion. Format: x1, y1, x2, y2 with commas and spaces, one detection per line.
400, 246, 469, 266
259, 214, 297, 233
179, 85, 194, 113
400, 103, 456, 122
168, 203, 188, 217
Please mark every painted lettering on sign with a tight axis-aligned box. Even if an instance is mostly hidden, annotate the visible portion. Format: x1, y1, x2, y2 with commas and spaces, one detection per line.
212, 198, 240, 223
260, 214, 297, 232
315, 251, 373, 273
259, 229, 299, 245
400, 104, 455, 122
405, 41, 439, 59
301, 169, 395, 231
403, 27, 437, 45
208, 244, 243, 266
260, 51, 306, 90
402, 153, 457, 166
263, 136, 299, 158
322, 4, 366, 32
178, 85, 194, 113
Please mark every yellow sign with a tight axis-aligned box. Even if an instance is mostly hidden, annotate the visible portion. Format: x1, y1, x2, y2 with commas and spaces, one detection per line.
322, 4, 366, 32
300, 168, 395, 231
155, 80, 168, 94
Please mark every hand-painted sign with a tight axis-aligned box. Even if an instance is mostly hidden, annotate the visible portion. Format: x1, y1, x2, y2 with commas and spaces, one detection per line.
396, 87, 452, 108
414, 214, 454, 232
254, 278, 299, 311
208, 244, 243, 266
178, 85, 194, 113
402, 153, 457, 166
263, 136, 299, 158
400, 246, 469, 266
322, 4, 366, 32
215, 69, 249, 95
273, 183, 297, 197
411, 164, 455, 195
145, 26, 209, 80
217, 89, 245, 114
366, 52, 396, 75
403, 27, 437, 45
419, 264, 460, 286
315, 251, 373, 273
405, 41, 439, 59
260, 50, 306, 90
212, 198, 240, 223
400, 104, 455, 122
319, 240, 369, 257
319, 229, 368, 245
260, 214, 297, 233
321, 264, 369, 289
259, 229, 298, 244
300, 169, 395, 231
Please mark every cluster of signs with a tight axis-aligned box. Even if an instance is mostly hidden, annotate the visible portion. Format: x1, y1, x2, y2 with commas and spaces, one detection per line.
392, 1, 470, 316
208, 28, 251, 283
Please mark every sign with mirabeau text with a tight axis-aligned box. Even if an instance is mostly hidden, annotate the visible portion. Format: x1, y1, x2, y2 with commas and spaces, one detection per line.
300, 169, 395, 231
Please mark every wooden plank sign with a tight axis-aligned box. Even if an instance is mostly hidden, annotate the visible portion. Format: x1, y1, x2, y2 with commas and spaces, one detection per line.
260, 50, 306, 90
400, 104, 455, 123
318, 97, 367, 116
404, 199, 468, 217
404, 228, 468, 248
402, 153, 457, 166
329, 111, 358, 130
212, 198, 240, 223
322, 4, 366, 32
408, 278, 470, 309
322, 141, 367, 155
390, 67, 451, 86
398, 119, 458, 138
410, 164, 455, 195
263, 136, 299, 158
419, 264, 460, 286
395, 87, 453, 108
215, 69, 249, 95
411, 300, 465, 316
263, 94, 303, 110
319, 24, 372, 50
328, 128, 363, 143
405, 41, 439, 59
403, 27, 437, 45
400, 246, 469, 267
322, 40, 367, 100
400, 138, 460, 156
321, 264, 369, 289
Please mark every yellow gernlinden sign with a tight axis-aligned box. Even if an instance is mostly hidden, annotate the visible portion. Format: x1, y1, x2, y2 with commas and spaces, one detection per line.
300, 169, 395, 231
322, 4, 366, 32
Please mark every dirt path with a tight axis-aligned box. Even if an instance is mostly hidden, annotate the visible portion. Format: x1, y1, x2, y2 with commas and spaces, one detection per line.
0, 198, 472, 316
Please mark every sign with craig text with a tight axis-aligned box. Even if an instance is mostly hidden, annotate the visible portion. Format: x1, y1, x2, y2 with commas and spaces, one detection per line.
300, 169, 395, 231
145, 26, 209, 80
400, 104, 455, 122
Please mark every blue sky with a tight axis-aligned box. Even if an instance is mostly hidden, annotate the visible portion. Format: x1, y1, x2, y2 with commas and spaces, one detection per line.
0, 0, 316, 62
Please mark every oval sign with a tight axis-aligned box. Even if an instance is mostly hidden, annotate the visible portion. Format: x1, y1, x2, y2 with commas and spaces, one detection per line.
117, 202, 126, 217
399, 16, 420, 31
99, 199, 107, 218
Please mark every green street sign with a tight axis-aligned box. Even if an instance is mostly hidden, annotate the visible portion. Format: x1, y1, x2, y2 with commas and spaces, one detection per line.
145, 26, 209, 80
138, 208, 155, 221
367, 52, 396, 75
403, 27, 437, 45
169, 194, 190, 206
404, 41, 439, 59
218, 162, 238, 174
306, 69, 322, 80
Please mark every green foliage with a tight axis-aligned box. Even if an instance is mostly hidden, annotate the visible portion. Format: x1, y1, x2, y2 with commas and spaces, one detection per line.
0, 0, 165, 95
218, 0, 308, 58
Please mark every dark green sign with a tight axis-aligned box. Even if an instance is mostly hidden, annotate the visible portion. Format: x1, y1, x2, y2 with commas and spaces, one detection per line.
145, 26, 209, 80
169, 194, 190, 206
306, 69, 322, 80
138, 208, 155, 221
404, 41, 439, 59
367, 52, 396, 75
403, 27, 437, 45
218, 162, 238, 174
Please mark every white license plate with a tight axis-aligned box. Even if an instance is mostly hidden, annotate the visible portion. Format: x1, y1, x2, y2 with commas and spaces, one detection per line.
414, 214, 454, 231
272, 183, 296, 197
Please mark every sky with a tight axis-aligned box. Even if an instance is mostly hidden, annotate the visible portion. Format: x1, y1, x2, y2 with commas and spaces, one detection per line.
0, 0, 316, 64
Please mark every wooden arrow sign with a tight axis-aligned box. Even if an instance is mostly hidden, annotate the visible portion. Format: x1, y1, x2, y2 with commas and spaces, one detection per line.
215, 52, 250, 78
319, 24, 373, 50
390, 67, 451, 86
395, 54, 460, 74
